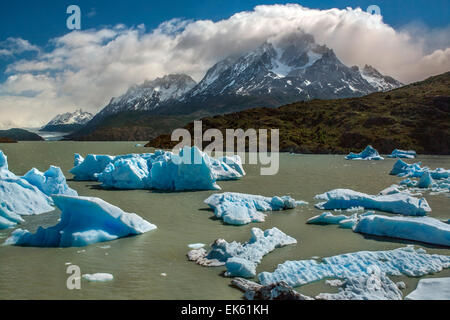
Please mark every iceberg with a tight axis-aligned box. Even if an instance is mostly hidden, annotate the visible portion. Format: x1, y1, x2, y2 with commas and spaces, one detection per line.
314, 189, 431, 216
204, 192, 307, 225
187, 227, 297, 278
345, 145, 384, 160
71, 147, 245, 191
405, 278, 450, 300
258, 246, 450, 288
74, 153, 84, 167
316, 271, 403, 300
23, 166, 78, 196
387, 149, 417, 159
4, 195, 157, 247
0, 151, 54, 229
354, 215, 450, 247
390, 159, 449, 180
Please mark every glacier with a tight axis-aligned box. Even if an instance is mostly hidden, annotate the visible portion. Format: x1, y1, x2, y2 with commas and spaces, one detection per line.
187, 227, 297, 278
354, 215, 450, 247
70, 146, 245, 191
345, 145, 384, 160
23, 166, 78, 196
204, 192, 308, 225
4, 195, 157, 247
258, 246, 450, 288
405, 278, 450, 300
387, 149, 417, 159
0, 150, 54, 229
314, 189, 431, 216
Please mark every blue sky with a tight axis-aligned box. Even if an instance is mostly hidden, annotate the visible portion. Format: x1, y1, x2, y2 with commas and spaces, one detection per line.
0, 0, 449, 47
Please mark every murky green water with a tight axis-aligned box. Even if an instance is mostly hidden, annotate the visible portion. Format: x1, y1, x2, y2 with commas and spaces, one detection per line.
0, 141, 449, 300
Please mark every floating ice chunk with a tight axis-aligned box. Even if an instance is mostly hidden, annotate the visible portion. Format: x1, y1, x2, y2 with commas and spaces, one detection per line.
23, 166, 78, 196
204, 192, 307, 225
354, 215, 450, 247
258, 246, 450, 288
315, 189, 431, 216
70, 147, 246, 191
97, 157, 151, 190
345, 145, 384, 160
387, 149, 417, 159
316, 272, 403, 300
307, 211, 374, 229
4, 195, 157, 247
0, 151, 54, 229
405, 278, 450, 300
325, 279, 346, 287
417, 172, 433, 188
390, 159, 449, 180
82, 273, 114, 282
188, 227, 297, 278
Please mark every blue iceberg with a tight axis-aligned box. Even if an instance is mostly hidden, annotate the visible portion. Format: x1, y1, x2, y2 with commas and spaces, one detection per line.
390, 159, 449, 180
0, 150, 54, 229
71, 147, 245, 191
345, 145, 384, 160
315, 189, 431, 216
23, 166, 78, 196
354, 215, 450, 247
187, 227, 297, 278
387, 149, 417, 159
258, 246, 450, 288
204, 192, 307, 225
4, 195, 157, 247
307, 211, 374, 229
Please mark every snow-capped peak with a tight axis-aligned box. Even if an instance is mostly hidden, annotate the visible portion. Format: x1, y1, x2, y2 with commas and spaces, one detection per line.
360, 65, 403, 92
47, 109, 93, 126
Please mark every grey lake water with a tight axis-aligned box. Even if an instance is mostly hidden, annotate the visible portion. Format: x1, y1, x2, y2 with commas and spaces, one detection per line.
0, 141, 449, 300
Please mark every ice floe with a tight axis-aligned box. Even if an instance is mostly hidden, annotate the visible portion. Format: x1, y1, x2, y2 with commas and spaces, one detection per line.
345, 145, 384, 160
315, 189, 431, 216
4, 195, 156, 247
405, 278, 450, 300
204, 192, 307, 225
187, 227, 297, 278
354, 215, 450, 247
258, 246, 450, 288
23, 166, 78, 196
70, 146, 245, 191
387, 149, 417, 159
0, 151, 54, 229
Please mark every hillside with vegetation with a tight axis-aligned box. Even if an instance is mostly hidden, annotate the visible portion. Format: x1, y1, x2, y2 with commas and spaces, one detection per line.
146, 72, 450, 154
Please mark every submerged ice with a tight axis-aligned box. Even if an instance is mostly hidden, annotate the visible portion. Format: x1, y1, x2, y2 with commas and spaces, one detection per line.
204, 192, 307, 225
70, 146, 245, 191
4, 195, 157, 247
187, 227, 297, 278
315, 189, 431, 216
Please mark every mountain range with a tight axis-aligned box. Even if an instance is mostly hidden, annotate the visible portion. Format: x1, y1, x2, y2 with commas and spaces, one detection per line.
146, 71, 450, 155
41, 109, 93, 132
67, 32, 403, 141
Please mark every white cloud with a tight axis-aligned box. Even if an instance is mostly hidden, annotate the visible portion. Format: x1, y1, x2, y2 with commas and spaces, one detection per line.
0, 37, 40, 57
0, 4, 449, 129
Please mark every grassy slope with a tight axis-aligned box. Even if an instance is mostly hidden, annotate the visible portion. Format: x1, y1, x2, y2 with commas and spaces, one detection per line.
146, 72, 450, 154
